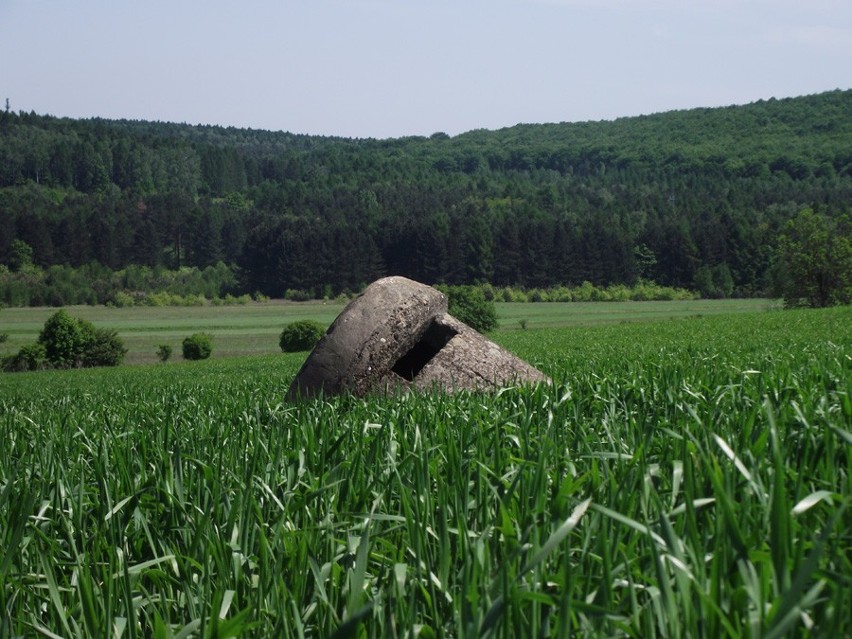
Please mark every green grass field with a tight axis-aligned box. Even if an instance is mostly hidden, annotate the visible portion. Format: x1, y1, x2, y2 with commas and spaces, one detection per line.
0, 300, 345, 365
0, 302, 849, 637
0, 298, 774, 365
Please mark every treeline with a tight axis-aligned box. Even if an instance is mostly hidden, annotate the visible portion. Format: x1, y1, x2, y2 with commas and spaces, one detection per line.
1, 90, 850, 303
0, 261, 240, 307
0, 258, 695, 308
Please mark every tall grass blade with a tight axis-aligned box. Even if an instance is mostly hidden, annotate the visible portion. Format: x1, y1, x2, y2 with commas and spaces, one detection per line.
791, 490, 835, 516
764, 501, 848, 638
520, 497, 591, 577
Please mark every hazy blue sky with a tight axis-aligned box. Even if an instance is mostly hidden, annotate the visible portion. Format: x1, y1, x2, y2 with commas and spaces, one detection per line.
1, 0, 850, 138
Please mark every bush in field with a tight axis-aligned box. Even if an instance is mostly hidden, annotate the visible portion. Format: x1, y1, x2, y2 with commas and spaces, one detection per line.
38, 309, 88, 368
279, 320, 325, 352
3, 310, 126, 371
437, 284, 498, 333
2, 342, 47, 372
156, 344, 173, 362
80, 327, 128, 367
36, 310, 126, 369
182, 333, 213, 360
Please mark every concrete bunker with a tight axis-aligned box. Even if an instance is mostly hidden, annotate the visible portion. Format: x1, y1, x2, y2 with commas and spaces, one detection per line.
391, 320, 458, 381
286, 276, 548, 401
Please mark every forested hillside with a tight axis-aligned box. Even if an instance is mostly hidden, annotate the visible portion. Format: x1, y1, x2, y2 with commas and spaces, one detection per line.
1, 90, 850, 304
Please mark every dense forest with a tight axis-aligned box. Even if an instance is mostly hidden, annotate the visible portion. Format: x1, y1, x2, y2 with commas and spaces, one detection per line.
1, 90, 850, 304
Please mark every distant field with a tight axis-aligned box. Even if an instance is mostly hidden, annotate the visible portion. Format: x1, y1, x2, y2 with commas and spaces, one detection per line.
0, 300, 343, 365
0, 305, 848, 637
496, 298, 775, 328
0, 298, 775, 365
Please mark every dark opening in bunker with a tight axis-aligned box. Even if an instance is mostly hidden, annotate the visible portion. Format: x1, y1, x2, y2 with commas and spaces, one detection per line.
392, 321, 458, 381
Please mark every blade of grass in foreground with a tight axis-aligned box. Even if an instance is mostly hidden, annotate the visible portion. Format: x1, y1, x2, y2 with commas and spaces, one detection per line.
480, 498, 592, 637
520, 498, 592, 578
763, 501, 849, 639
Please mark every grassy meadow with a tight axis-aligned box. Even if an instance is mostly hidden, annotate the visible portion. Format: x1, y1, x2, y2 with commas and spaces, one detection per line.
0, 301, 849, 637
0, 298, 773, 365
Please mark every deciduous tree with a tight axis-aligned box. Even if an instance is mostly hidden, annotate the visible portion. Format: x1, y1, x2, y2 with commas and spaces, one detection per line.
774, 209, 851, 307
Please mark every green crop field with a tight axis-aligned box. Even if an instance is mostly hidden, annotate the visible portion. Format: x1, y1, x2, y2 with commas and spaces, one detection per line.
0, 304, 849, 637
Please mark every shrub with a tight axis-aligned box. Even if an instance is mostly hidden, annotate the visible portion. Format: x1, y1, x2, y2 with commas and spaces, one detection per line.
35, 310, 127, 369
2, 342, 47, 372
182, 333, 213, 360
528, 288, 548, 302
550, 286, 573, 302
284, 288, 314, 302
437, 285, 498, 333
38, 309, 89, 368
183, 294, 206, 307
222, 294, 250, 305
110, 291, 136, 308
81, 327, 127, 367
145, 291, 173, 307
157, 344, 173, 362
279, 320, 326, 353
511, 289, 529, 303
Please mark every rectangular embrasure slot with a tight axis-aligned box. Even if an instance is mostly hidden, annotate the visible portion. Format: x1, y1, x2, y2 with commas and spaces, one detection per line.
391, 321, 458, 381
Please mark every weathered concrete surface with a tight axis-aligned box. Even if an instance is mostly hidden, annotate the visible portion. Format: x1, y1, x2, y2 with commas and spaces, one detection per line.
286, 276, 548, 400
406, 313, 548, 392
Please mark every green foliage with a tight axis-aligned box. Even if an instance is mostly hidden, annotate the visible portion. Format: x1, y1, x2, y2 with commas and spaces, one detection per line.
38, 309, 90, 368
2, 342, 47, 372
475, 281, 697, 304
0, 262, 239, 307
693, 263, 735, 299
8, 239, 33, 272
80, 327, 127, 367
1, 91, 851, 303
272, 284, 648, 309
774, 209, 851, 308
437, 284, 498, 332
3, 310, 126, 371
156, 344, 173, 362
283, 289, 314, 302
182, 332, 213, 360
279, 320, 326, 352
